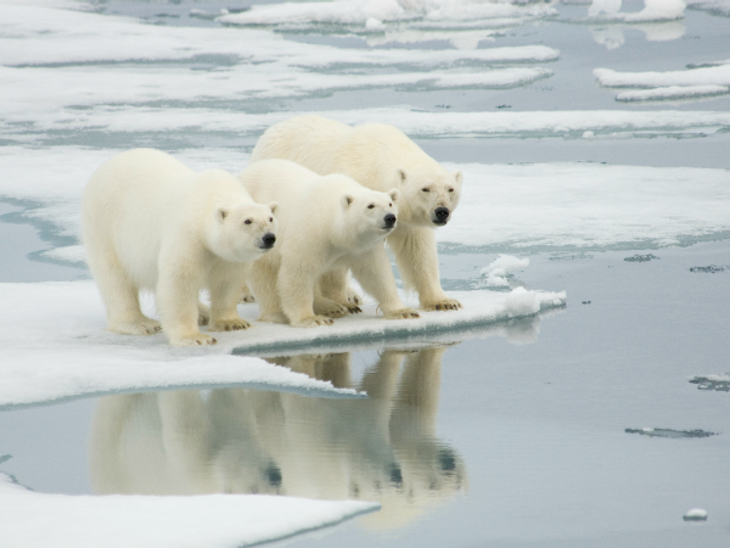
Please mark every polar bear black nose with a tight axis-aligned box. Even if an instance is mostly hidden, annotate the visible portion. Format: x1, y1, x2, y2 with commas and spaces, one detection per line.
383, 213, 396, 228
261, 232, 276, 248
435, 207, 450, 221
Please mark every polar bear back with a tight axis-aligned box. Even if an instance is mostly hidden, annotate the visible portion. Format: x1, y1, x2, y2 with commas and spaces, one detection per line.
250, 114, 447, 193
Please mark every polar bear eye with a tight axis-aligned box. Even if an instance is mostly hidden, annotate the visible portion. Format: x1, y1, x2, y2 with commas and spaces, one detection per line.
421, 187, 430, 192
448, 187, 455, 193
367, 204, 375, 209
244, 219, 252, 225
269, 217, 273, 222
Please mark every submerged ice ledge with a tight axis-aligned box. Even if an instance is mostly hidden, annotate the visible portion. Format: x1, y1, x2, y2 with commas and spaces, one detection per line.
0, 280, 564, 409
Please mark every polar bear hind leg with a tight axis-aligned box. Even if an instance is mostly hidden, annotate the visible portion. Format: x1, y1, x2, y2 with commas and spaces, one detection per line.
88, 248, 161, 336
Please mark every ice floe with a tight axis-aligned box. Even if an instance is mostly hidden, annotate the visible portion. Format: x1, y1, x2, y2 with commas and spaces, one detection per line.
595, 63, 730, 102
0, 472, 378, 548
0, 278, 564, 409
595, 63, 730, 89
615, 85, 729, 102
217, 0, 557, 27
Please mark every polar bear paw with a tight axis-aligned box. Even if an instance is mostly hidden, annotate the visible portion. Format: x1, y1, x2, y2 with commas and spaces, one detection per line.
383, 307, 420, 320
210, 318, 252, 332
292, 315, 335, 328
314, 297, 350, 318
423, 298, 462, 311
346, 287, 363, 306
109, 318, 162, 336
239, 291, 256, 303
172, 333, 218, 346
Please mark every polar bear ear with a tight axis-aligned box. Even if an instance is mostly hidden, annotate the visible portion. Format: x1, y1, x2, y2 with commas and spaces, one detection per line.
387, 188, 400, 203
453, 170, 463, 185
267, 201, 279, 216
216, 208, 229, 222
341, 194, 355, 209
396, 168, 408, 185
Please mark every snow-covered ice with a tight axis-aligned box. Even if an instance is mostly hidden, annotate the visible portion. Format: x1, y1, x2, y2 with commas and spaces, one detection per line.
0, 473, 379, 548
0, 279, 564, 409
615, 85, 729, 102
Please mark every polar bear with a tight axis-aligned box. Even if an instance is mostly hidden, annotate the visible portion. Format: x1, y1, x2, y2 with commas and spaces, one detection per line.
82, 148, 278, 346
250, 114, 463, 312
238, 159, 420, 327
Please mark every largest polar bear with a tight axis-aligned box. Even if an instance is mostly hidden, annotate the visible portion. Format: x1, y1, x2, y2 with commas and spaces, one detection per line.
238, 159, 420, 327
250, 114, 463, 311
82, 149, 278, 346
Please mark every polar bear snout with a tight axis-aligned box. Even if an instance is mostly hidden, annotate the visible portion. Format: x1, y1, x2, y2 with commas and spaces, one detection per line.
433, 206, 450, 226
383, 213, 397, 229
258, 232, 277, 249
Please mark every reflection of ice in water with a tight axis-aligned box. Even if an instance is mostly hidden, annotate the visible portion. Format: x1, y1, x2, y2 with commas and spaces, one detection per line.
589, 0, 623, 16
90, 347, 467, 529
590, 26, 625, 49
588, 0, 686, 48
589, 0, 685, 20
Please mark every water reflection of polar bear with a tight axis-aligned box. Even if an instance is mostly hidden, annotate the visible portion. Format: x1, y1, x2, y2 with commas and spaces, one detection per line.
89, 347, 467, 528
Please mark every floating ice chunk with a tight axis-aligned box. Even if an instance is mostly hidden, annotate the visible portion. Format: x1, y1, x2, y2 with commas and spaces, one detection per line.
504, 287, 541, 317
624, 428, 717, 438
594, 64, 730, 88
582, 130, 595, 139
683, 508, 708, 521
615, 85, 729, 102
689, 373, 730, 392
686, 0, 730, 15
478, 255, 529, 288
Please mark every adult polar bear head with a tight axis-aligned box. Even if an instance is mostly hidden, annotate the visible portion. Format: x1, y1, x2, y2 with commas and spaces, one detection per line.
332, 180, 400, 251
206, 198, 278, 264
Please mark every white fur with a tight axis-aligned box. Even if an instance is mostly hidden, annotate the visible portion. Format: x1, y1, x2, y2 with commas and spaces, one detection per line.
82, 148, 278, 346
238, 159, 419, 327
250, 114, 463, 311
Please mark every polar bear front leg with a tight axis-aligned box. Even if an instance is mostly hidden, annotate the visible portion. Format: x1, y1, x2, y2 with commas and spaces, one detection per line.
388, 225, 462, 311
157, 261, 217, 346
278, 263, 334, 328
314, 269, 359, 317
208, 271, 253, 333
350, 247, 420, 320
248, 256, 288, 324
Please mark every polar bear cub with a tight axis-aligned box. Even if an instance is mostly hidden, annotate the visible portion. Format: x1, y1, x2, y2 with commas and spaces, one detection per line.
250, 114, 463, 312
238, 159, 420, 328
82, 149, 278, 346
